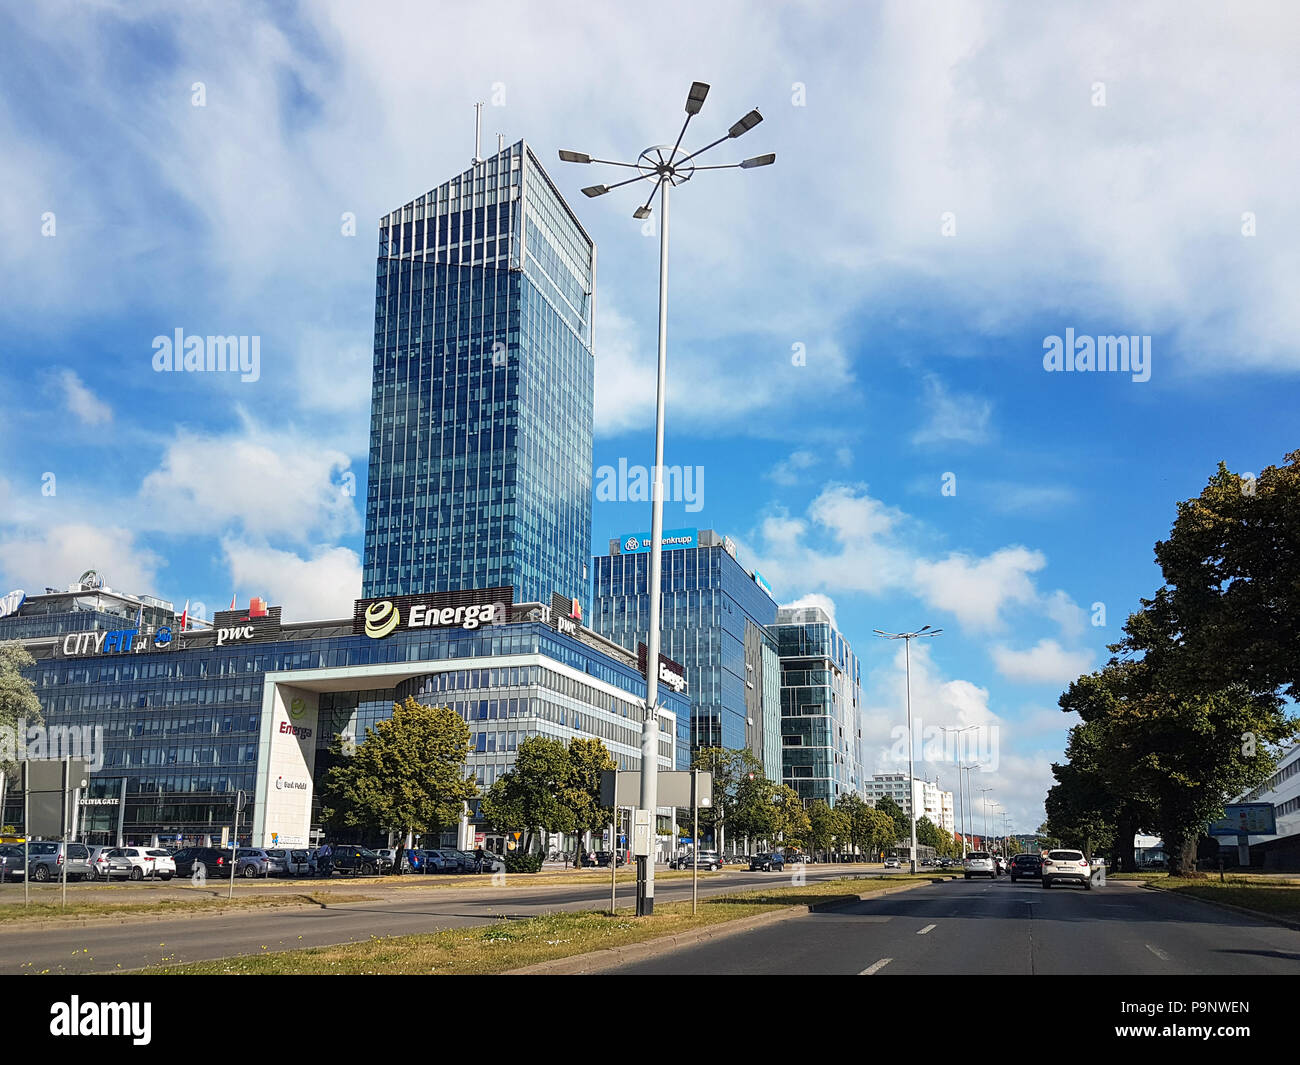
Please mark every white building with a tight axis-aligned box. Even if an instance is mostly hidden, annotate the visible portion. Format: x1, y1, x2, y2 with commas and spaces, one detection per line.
865, 773, 955, 835
1222, 743, 1300, 870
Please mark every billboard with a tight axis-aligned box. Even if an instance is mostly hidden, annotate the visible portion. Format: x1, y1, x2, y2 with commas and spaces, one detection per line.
1207, 803, 1277, 836
618, 528, 698, 555
638, 643, 687, 694
353, 587, 514, 638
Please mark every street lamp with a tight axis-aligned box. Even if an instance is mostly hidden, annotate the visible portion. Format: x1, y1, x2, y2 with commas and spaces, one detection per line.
561, 81, 774, 917
874, 626, 943, 873
979, 787, 995, 847
941, 725, 979, 857
958, 762, 981, 857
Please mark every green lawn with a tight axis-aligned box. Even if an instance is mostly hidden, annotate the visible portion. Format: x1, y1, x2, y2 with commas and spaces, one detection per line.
0, 891, 373, 924
1144, 874, 1300, 917
138, 875, 932, 975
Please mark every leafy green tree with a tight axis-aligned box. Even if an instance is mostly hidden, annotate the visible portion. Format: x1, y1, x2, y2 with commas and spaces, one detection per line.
806, 799, 847, 860
0, 642, 42, 775
687, 747, 765, 849
319, 696, 476, 871
480, 736, 575, 856
1120, 452, 1300, 700
729, 764, 779, 846
774, 785, 811, 849
566, 737, 617, 867
874, 795, 910, 847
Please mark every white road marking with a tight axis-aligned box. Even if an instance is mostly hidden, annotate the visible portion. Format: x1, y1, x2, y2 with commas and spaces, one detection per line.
1145, 943, 1170, 961
917, 924, 936, 935
859, 957, 893, 975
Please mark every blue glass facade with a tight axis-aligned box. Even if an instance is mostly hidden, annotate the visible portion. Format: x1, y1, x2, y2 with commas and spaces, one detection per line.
771, 606, 864, 805
363, 141, 595, 613
13, 619, 685, 845
591, 535, 781, 768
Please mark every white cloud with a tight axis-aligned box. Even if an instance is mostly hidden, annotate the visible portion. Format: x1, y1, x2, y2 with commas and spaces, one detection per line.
991, 639, 1094, 685
766, 449, 819, 486
57, 369, 112, 426
221, 540, 361, 623
0, 523, 162, 596
138, 416, 358, 542
911, 547, 1045, 630
779, 593, 838, 627
911, 375, 992, 446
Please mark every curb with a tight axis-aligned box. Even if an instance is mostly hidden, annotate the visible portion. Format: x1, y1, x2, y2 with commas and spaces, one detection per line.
1140, 881, 1300, 931
505, 878, 942, 975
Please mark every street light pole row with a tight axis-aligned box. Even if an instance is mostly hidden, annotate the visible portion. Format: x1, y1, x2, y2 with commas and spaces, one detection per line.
560, 82, 774, 917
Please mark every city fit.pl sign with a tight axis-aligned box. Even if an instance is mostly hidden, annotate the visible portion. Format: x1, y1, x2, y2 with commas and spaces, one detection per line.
353, 587, 514, 639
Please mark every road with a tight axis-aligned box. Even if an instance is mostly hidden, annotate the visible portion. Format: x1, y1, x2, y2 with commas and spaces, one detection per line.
0, 865, 886, 974
608, 876, 1300, 975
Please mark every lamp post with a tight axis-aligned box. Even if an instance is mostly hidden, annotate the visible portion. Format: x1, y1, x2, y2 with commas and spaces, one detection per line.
941, 726, 979, 856
979, 787, 995, 848
561, 82, 774, 916
874, 626, 943, 874
958, 762, 981, 856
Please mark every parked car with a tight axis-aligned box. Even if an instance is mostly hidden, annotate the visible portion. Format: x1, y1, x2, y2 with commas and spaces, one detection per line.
375, 848, 413, 874
27, 842, 93, 883
1042, 849, 1092, 890
475, 850, 506, 873
749, 852, 785, 872
0, 844, 28, 882
683, 849, 721, 871
172, 847, 230, 878
327, 844, 381, 876
883, 856, 901, 869
265, 848, 313, 876
964, 851, 997, 880
233, 848, 288, 878
1009, 853, 1042, 882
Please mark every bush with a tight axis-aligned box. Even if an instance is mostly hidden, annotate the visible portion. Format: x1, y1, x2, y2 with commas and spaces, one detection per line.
504, 850, 544, 874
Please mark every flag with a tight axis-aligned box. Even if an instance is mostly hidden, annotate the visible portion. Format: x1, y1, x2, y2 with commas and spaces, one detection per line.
135, 604, 143, 630
229, 593, 236, 611
178, 600, 189, 631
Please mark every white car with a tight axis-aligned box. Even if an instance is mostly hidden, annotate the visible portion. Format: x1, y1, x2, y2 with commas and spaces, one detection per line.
1042, 849, 1092, 889
884, 857, 901, 869
964, 851, 997, 879
116, 846, 171, 881
145, 849, 176, 879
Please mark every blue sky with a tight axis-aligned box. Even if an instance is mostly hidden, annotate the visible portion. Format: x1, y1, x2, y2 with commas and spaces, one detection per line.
2, 1, 1297, 833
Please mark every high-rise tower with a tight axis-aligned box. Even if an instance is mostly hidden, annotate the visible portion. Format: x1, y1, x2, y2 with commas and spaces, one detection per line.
363, 141, 595, 609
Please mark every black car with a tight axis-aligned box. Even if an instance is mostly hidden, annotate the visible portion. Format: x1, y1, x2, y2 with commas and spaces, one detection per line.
325, 844, 381, 876
0, 845, 27, 882
1009, 853, 1043, 881
172, 847, 231, 878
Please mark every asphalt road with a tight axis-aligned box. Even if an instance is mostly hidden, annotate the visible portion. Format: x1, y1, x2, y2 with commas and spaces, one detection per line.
608, 876, 1300, 975
0, 865, 887, 974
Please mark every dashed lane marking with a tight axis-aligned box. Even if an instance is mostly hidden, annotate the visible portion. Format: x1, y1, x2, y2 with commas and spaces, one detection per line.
859, 957, 893, 975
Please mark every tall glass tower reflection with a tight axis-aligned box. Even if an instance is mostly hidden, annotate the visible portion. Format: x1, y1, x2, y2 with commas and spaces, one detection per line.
363, 141, 596, 610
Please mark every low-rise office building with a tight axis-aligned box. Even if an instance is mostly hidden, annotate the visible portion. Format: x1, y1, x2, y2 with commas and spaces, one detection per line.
5, 583, 686, 850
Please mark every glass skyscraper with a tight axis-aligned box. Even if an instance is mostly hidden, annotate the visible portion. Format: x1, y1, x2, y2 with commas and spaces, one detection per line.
591, 530, 782, 778
363, 140, 596, 611
771, 604, 864, 805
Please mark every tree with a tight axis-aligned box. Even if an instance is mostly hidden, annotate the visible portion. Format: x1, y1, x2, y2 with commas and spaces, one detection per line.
729, 765, 779, 846
1120, 452, 1300, 701
319, 696, 476, 871
773, 785, 811, 849
565, 738, 617, 867
480, 736, 575, 856
874, 795, 910, 848
687, 747, 766, 850
0, 642, 42, 774
807, 800, 847, 860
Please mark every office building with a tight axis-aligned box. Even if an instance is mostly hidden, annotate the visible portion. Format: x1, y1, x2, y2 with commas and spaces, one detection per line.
591, 529, 782, 779
8, 581, 685, 849
864, 772, 955, 834
364, 140, 596, 613
771, 605, 864, 805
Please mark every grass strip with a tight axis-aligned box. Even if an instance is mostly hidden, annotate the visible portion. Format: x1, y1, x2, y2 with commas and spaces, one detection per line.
1144, 874, 1300, 917
0, 892, 374, 924
139, 875, 930, 975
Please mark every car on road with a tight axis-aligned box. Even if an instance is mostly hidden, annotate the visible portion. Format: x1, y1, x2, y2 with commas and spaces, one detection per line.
1042, 849, 1093, 889
327, 844, 382, 876
233, 848, 288, 878
1009, 853, 1042, 881
883, 856, 901, 869
749, 852, 785, 872
172, 847, 230, 878
27, 842, 93, 883
265, 848, 313, 876
686, 850, 721, 871
964, 851, 997, 879
996, 856, 1009, 875
0, 844, 28, 882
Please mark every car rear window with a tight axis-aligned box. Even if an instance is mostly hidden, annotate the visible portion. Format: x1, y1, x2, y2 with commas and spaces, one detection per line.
1049, 850, 1084, 861
146, 850, 170, 857
968, 852, 990, 859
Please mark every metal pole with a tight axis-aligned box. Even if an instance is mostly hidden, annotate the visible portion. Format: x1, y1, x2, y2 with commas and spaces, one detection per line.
639, 179, 670, 917
904, 636, 917, 874
61, 756, 69, 911
23, 764, 29, 908
117, 777, 126, 847
229, 793, 240, 900
692, 768, 699, 915
610, 804, 617, 914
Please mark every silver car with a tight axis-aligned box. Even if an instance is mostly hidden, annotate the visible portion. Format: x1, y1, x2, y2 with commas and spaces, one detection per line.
27, 842, 93, 883
87, 846, 132, 881
265, 848, 313, 876
233, 848, 288, 878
